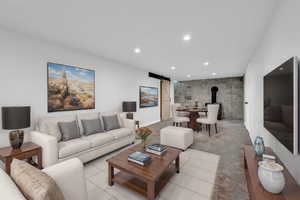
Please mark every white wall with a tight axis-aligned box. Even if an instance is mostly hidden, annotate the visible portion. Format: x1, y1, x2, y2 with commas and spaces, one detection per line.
0, 28, 161, 147
244, 0, 300, 184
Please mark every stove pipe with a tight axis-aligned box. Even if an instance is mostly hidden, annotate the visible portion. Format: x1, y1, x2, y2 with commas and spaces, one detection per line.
211, 86, 218, 103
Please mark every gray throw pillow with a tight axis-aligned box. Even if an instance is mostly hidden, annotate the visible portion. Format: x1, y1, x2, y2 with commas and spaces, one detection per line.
58, 120, 81, 141
102, 115, 121, 131
81, 118, 104, 136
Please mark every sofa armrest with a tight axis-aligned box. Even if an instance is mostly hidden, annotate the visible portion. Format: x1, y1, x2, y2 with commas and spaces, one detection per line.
43, 158, 88, 200
30, 131, 58, 168
0, 169, 26, 200
121, 118, 135, 131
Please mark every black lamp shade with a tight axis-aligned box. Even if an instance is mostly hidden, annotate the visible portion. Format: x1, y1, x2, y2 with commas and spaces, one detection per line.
2, 106, 31, 130
122, 102, 137, 112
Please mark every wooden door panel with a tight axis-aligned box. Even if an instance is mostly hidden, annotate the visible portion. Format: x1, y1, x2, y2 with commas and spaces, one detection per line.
161, 80, 171, 120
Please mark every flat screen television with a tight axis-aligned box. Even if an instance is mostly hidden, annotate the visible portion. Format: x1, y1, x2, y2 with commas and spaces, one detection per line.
264, 57, 299, 155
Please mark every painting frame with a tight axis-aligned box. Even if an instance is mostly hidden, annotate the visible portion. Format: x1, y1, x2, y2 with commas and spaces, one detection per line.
139, 86, 159, 108
47, 62, 95, 112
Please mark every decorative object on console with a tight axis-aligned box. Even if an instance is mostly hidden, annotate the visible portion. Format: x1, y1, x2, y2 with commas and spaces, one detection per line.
122, 101, 137, 119
2, 106, 31, 149
47, 62, 95, 112
258, 161, 286, 194
136, 127, 152, 148
139, 86, 158, 108
254, 136, 265, 156
262, 154, 276, 162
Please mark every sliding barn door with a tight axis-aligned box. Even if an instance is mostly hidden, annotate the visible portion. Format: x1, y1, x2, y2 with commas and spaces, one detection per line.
161, 80, 171, 120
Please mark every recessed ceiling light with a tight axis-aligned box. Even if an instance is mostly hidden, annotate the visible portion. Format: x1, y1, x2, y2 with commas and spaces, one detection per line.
183, 34, 192, 41
171, 66, 176, 70
134, 47, 141, 54
279, 67, 284, 70
203, 62, 209, 66
187, 74, 191, 78
212, 72, 217, 76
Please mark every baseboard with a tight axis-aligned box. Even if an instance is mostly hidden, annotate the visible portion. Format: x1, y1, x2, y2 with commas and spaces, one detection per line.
141, 120, 161, 127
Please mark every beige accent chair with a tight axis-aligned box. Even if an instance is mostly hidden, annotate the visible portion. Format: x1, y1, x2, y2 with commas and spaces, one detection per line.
196, 104, 220, 136
171, 104, 190, 127
0, 158, 88, 200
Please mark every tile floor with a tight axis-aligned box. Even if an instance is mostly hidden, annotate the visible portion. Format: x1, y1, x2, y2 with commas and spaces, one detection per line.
84, 144, 220, 200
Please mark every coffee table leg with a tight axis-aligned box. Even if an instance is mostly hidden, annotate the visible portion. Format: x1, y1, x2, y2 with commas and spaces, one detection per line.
5, 157, 12, 175
37, 150, 43, 169
108, 163, 114, 186
176, 156, 180, 173
147, 181, 155, 200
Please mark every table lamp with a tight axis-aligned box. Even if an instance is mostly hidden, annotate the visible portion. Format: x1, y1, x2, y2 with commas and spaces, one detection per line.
122, 102, 136, 119
2, 106, 31, 149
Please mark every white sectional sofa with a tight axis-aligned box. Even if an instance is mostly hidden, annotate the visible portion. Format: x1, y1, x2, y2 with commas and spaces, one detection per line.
0, 158, 88, 200
30, 112, 135, 168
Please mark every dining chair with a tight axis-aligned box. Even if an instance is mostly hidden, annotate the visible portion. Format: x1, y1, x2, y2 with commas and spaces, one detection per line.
171, 104, 190, 127
196, 104, 220, 136
198, 104, 207, 117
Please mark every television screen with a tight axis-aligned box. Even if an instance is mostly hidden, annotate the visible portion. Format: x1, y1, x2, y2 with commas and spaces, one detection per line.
264, 57, 298, 154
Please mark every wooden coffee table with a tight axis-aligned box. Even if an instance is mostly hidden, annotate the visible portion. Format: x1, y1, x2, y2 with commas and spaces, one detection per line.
107, 145, 182, 200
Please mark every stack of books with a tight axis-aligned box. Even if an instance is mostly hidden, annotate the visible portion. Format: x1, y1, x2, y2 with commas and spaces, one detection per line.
128, 152, 151, 166
146, 144, 167, 155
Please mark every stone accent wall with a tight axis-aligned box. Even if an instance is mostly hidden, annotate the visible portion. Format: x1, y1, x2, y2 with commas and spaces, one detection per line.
174, 77, 244, 120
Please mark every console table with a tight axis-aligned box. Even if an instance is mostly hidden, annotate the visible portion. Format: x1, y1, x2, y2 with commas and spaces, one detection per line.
243, 145, 300, 200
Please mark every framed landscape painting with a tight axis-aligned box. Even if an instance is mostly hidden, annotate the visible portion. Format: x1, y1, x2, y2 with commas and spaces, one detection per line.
139, 86, 159, 108
47, 62, 95, 112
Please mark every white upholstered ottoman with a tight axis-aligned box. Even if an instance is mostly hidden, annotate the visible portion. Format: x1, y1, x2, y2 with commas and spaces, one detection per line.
160, 126, 194, 150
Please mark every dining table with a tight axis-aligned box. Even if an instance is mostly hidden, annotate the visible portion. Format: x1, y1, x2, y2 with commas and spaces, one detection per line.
176, 107, 208, 131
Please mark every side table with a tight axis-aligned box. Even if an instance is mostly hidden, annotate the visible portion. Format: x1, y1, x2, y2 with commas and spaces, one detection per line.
0, 142, 42, 175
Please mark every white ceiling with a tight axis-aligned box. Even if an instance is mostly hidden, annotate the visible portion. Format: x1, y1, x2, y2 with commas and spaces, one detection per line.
0, 0, 278, 81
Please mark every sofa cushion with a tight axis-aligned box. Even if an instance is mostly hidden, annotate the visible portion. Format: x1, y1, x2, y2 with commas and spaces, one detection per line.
107, 128, 132, 139
101, 112, 124, 126
38, 115, 77, 142
81, 118, 104, 136
102, 114, 121, 131
83, 132, 115, 148
0, 168, 26, 200
59, 138, 91, 158
10, 159, 65, 200
58, 120, 81, 141
77, 112, 101, 135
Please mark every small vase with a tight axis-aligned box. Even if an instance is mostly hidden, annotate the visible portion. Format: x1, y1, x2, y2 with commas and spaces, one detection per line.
142, 140, 146, 149
254, 136, 265, 156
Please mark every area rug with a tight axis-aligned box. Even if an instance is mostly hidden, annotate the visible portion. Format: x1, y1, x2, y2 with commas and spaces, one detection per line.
84, 144, 220, 200
147, 120, 251, 200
